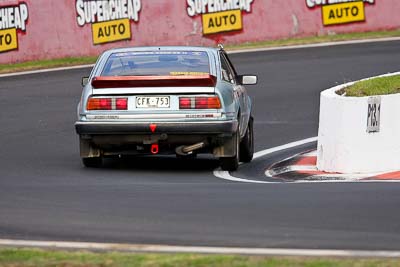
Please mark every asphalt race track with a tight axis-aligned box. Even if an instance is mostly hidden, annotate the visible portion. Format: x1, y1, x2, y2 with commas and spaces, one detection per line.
1, 41, 400, 250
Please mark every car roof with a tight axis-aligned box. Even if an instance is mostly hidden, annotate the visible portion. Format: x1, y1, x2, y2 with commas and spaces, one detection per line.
93, 46, 222, 78
103, 46, 220, 55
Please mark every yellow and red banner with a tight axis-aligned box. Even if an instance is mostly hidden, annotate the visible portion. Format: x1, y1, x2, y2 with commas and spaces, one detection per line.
322, 2, 365, 26
202, 10, 243, 35
92, 19, 131, 45
0, 28, 18, 53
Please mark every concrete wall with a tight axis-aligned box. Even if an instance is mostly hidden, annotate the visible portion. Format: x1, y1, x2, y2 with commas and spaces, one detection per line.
317, 72, 400, 174
1, 0, 400, 64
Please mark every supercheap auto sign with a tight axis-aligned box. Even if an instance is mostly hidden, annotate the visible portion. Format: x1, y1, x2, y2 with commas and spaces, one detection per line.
187, 0, 254, 35
76, 0, 141, 45
0, 2, 28, 53
306, 0, 375, 26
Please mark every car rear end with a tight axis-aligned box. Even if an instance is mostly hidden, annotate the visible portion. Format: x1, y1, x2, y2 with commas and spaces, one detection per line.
75, 47, 238, 167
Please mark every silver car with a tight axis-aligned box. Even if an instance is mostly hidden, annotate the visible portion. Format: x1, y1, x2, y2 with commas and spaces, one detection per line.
75, 46, 257, 171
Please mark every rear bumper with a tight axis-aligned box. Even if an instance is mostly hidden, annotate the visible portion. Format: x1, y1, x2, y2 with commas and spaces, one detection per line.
75, 120, 238, 135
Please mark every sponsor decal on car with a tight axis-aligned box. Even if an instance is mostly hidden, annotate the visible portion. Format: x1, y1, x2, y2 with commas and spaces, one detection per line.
75, 0, 141, 45
306, 0, 375, 26
186, 0, 254, 35
0, 2, 28, 53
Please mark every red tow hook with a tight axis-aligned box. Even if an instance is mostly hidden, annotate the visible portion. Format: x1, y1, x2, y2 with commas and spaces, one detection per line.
150, 123, 157, 133
150, 144, 159, 154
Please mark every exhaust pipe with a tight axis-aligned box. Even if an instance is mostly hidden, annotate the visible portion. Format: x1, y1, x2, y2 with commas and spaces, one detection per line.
176, 141, 207, 156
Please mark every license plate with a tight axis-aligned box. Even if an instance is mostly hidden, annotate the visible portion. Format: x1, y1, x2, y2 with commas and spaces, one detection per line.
136, 96, 170, 108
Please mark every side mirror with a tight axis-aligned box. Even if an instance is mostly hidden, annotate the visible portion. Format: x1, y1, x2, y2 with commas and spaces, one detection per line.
82, 77, 89, 86
239, 75, 257, 85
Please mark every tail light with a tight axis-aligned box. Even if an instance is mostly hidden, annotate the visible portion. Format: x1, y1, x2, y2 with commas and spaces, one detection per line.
179, 96, 221, 109
179, 97, 192, 109
87, 97, 128, 110
116, 98, 128, 110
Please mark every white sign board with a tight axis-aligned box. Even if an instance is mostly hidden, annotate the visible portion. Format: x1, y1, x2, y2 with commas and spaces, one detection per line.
367, 96, 381, 133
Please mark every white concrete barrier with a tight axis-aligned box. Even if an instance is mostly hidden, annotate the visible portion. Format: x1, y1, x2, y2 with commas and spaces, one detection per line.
317, 72, 400, 174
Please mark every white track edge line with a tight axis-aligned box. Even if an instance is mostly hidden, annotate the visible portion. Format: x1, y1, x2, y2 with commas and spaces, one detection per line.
214, 169, 274, 184
253, 137, 318, 159
267, 165, 318, 177
266, 166, 384, 180
229, 37, 400, 54
303, 150, 318, 157
2, 37, 400, 78
264, 149, 312, 178
1, 239, 400, 258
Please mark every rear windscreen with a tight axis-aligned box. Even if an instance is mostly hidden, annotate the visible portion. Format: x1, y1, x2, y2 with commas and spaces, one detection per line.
101, 51, 210, 76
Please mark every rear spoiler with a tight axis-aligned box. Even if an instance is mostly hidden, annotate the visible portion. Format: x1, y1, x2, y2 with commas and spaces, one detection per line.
91, 75, 217, 89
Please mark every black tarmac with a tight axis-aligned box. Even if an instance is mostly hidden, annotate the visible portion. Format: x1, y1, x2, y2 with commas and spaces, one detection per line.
1, 41, 400, 250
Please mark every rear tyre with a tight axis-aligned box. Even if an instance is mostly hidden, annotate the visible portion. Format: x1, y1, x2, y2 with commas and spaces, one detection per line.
220, 132, 240, 171
82, 157, 102, 168
239, 116, 254, 163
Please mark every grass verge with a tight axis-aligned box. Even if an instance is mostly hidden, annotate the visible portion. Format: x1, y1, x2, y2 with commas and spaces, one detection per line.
345, 75, 400, 97
1, 29, 400, 75
225, 29, 400, 50
1, 248, 400, 267
0, 57, 97, 75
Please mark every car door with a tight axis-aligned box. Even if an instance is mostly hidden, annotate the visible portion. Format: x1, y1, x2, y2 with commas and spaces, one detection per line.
220, 52, 248, 138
